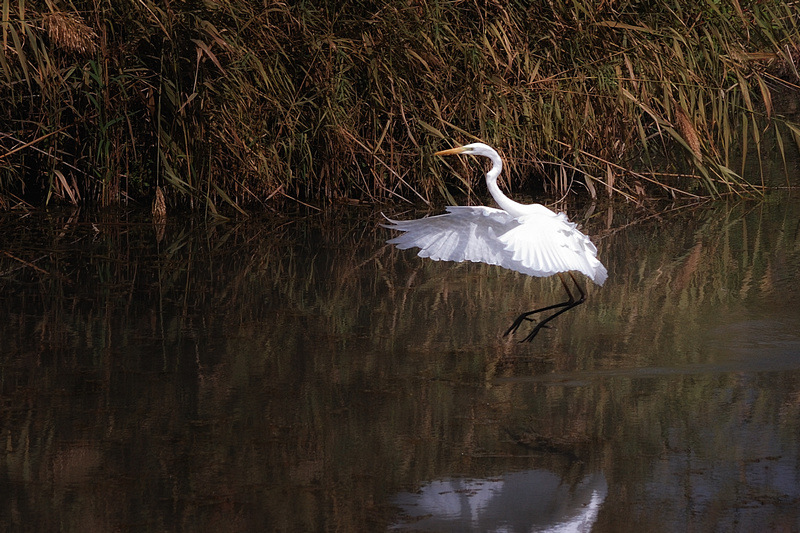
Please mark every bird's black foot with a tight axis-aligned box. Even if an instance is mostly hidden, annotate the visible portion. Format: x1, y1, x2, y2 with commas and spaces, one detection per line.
504, 313, 534, 337
521, 322, 551, 342
504, 272, 587, 343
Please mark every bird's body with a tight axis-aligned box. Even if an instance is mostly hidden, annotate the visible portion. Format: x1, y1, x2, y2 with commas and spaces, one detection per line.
385, 203, 606, 284
384, 142, 607, 341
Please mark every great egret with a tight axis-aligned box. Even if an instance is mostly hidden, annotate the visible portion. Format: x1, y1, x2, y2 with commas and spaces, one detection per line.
384, 142, 607, 342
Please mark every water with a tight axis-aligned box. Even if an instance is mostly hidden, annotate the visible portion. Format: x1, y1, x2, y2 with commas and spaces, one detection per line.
1, 194, 799, 531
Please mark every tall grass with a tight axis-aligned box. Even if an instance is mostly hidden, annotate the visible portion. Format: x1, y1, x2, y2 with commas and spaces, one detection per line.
0, 1, 799, 210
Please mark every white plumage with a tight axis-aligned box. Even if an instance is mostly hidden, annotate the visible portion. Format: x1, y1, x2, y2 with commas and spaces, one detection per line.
383, 142, 607, 341
385, 204, 606, 284
384, 143, 606, 284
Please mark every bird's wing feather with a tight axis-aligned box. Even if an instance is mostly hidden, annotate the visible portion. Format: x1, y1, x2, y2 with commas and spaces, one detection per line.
383, 204, 608, 285
497, 205, 608, 285
383, 206, 520, 268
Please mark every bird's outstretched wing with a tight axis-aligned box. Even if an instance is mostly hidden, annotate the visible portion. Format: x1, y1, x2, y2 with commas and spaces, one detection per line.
498, 204, 608, 285
383, 204, 607, 285
383, 206, 517, 268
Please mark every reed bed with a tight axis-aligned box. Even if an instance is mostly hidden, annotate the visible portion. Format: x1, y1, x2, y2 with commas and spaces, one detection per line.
0, 1, 799, 210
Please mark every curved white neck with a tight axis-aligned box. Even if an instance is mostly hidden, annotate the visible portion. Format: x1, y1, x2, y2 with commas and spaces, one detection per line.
484, 151, 527, 217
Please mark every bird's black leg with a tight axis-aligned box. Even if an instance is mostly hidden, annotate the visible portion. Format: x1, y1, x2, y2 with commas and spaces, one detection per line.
504, 273, 575, 336
504, 273, 586, 342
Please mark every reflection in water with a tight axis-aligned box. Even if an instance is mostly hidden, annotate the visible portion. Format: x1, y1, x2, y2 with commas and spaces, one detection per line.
391, 470, 606, 532
0, 196, 799, 531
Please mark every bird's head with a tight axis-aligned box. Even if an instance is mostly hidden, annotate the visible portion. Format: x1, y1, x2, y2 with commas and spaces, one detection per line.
433, 142, 503, 184
434, 142, 497, 159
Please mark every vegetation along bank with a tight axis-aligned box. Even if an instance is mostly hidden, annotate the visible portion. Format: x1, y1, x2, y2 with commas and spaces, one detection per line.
1, 1, 799, 212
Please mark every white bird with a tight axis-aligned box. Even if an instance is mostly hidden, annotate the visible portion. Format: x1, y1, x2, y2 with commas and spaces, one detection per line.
384, 142, 607, 341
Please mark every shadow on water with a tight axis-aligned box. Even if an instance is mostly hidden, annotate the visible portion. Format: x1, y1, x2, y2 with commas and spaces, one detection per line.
0, 193, 799, 531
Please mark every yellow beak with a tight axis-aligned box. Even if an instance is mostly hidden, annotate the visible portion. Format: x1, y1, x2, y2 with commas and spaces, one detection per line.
434, 146, 468, 156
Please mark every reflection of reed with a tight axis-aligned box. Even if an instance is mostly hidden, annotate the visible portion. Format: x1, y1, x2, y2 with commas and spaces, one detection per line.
0, 199, 799, 531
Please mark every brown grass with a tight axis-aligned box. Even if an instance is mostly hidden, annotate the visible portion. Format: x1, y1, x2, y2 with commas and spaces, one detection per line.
0, 1, 799, 211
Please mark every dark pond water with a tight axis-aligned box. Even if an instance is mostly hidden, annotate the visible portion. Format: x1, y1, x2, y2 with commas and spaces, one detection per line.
1, 194, 799, 532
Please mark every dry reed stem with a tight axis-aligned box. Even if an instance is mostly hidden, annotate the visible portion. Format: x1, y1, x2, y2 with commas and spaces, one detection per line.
1, 1, 799, 209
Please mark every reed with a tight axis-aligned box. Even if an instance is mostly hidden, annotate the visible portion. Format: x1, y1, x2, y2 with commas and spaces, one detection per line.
0, 1, 798, 210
